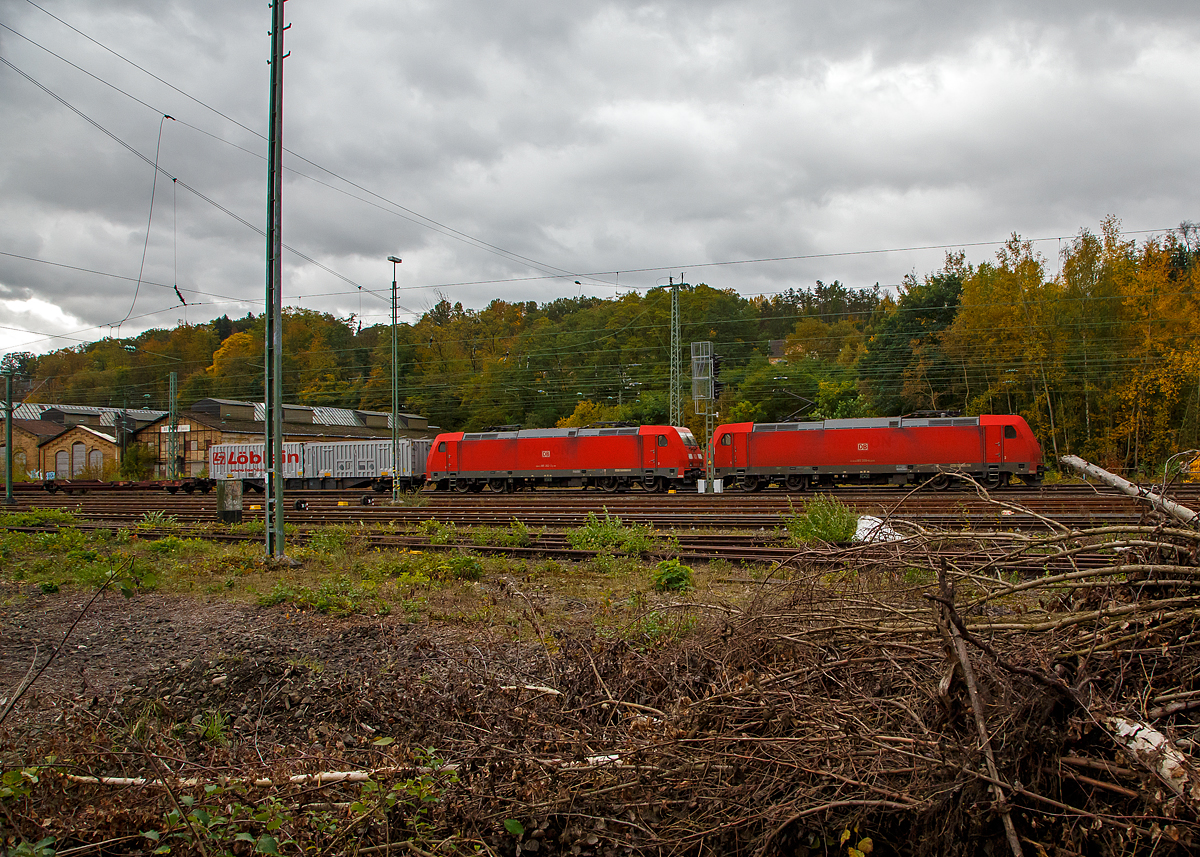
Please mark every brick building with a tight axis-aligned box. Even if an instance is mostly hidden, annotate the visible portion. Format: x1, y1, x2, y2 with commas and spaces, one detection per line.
38, 425, 120, 479
0, 419, 64, 479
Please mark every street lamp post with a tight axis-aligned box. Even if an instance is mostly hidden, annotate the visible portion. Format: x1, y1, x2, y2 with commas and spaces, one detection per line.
387, 256, 402, 505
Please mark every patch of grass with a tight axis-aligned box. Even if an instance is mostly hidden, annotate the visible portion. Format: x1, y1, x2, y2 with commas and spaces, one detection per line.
903, 566, 935, 585
567, 510, 655, 554
146, 535, 207, 555
0, 508, 79, 528
257, 574, 388, 616
420, 519, 458, 545
137, 509, 180, 531
307, 525, 366, 554
435, 553, 484, 581
394, 489, 430, 507
625, 609, 698, 649
652, 558, 695, 592
199, 709, 229, 745
781, 496, 858, 545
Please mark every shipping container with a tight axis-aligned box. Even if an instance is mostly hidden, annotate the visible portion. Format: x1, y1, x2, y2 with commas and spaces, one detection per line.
209, 443, 304, 483
302, 438, 431, 489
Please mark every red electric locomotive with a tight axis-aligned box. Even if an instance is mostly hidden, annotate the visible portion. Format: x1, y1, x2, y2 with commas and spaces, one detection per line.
712, 414, 1044, 490
426, 424, 704, 492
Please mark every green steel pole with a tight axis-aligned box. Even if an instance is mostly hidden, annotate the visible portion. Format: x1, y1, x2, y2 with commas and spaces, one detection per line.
4, 371, 14, 505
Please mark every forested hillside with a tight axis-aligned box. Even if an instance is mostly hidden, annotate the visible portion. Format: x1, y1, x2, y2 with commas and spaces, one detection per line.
11, 219, 1200, 475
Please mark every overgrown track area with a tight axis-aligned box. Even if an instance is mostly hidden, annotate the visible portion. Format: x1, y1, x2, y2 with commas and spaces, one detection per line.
4, 485, 1200, 855
11, 483, 1194, 530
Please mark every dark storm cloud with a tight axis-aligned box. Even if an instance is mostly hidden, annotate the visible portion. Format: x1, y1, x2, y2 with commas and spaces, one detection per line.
1, 0, 1198, 349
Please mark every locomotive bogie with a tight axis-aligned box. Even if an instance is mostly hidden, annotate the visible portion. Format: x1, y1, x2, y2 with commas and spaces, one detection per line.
711, 415, 1044, 490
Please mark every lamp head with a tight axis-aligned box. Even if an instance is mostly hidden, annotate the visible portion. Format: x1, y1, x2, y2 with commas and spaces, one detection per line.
387, 255, 402, 264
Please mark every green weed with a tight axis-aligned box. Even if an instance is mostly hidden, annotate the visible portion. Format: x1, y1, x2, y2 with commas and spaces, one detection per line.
420, 519, 458, 545
781, 496, 858, 545
652, 558, 695, 592
137, 509, 180, 530
567, 510, 655, 554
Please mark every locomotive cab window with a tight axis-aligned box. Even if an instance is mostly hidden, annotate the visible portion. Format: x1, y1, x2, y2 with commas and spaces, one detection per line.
720, 435, 732, 446
1004, 426, 1017, 439
437, 441, 446, 452
657, 435, 668, 447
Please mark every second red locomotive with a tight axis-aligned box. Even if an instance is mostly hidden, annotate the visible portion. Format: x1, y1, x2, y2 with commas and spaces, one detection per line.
712, 414, 1044, 490
426, 424, 704, 492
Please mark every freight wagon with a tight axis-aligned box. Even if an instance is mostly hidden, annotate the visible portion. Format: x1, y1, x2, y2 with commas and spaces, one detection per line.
426, 424, 704, 492
712, 414, 1044, 490
302, 438, 432, 491
210, 438, 432, 492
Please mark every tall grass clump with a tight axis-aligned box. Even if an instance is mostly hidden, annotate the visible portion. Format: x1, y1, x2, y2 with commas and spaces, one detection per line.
782, 496, 858, 545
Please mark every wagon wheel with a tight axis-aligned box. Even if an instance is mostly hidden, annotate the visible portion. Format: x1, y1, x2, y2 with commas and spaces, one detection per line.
488, 478, 509, 493
784, 474, 808, 491
599, 476, 620, 493
928, 473, 951, 491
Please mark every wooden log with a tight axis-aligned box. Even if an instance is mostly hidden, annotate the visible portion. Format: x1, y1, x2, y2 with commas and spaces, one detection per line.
1059, 455, 1198, 526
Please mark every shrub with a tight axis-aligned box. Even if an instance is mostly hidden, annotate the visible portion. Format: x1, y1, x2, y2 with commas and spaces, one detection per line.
568, 510, 654, 554
652, 558, 694, 592
782, 496, 858, 545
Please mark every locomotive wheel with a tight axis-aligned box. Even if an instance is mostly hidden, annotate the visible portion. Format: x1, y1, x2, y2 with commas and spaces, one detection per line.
984, 472, 1008, 489
784, 474, 808, 491
645, 476, 667, 493
599, 476, 620, 493
740, 475, 763, 492
488, 478, 509, 493
928, 473, 951, 491
454, 480, 472, 493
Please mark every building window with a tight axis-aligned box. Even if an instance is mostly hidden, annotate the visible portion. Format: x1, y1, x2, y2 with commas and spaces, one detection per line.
89, 449, 103, 471
55, 450, 68, 477
72, 442, 86, 476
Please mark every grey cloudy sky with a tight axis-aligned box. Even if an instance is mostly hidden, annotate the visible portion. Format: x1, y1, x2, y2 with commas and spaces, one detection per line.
1, 0, 1197, 354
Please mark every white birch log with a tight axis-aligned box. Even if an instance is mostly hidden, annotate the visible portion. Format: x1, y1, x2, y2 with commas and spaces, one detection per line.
1059, 455, 1199, 526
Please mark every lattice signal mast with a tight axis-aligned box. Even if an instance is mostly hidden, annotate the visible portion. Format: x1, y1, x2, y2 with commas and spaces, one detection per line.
669, 277, 685, 426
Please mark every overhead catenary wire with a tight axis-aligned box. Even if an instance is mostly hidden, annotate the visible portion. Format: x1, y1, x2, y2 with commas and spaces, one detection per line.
7, 7, 1192, 311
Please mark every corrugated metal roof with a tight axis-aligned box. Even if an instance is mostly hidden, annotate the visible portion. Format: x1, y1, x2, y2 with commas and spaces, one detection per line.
311, 406, 362, 426
13, 403, 51, 419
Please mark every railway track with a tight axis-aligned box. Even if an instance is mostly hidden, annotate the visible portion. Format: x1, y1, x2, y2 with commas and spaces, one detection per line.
4, 518, 1157, 571
6, 483, 1193, 532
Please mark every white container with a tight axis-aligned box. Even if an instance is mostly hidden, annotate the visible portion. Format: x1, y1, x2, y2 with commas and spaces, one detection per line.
303, 438, 434, 480
209, 443, 303, 481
